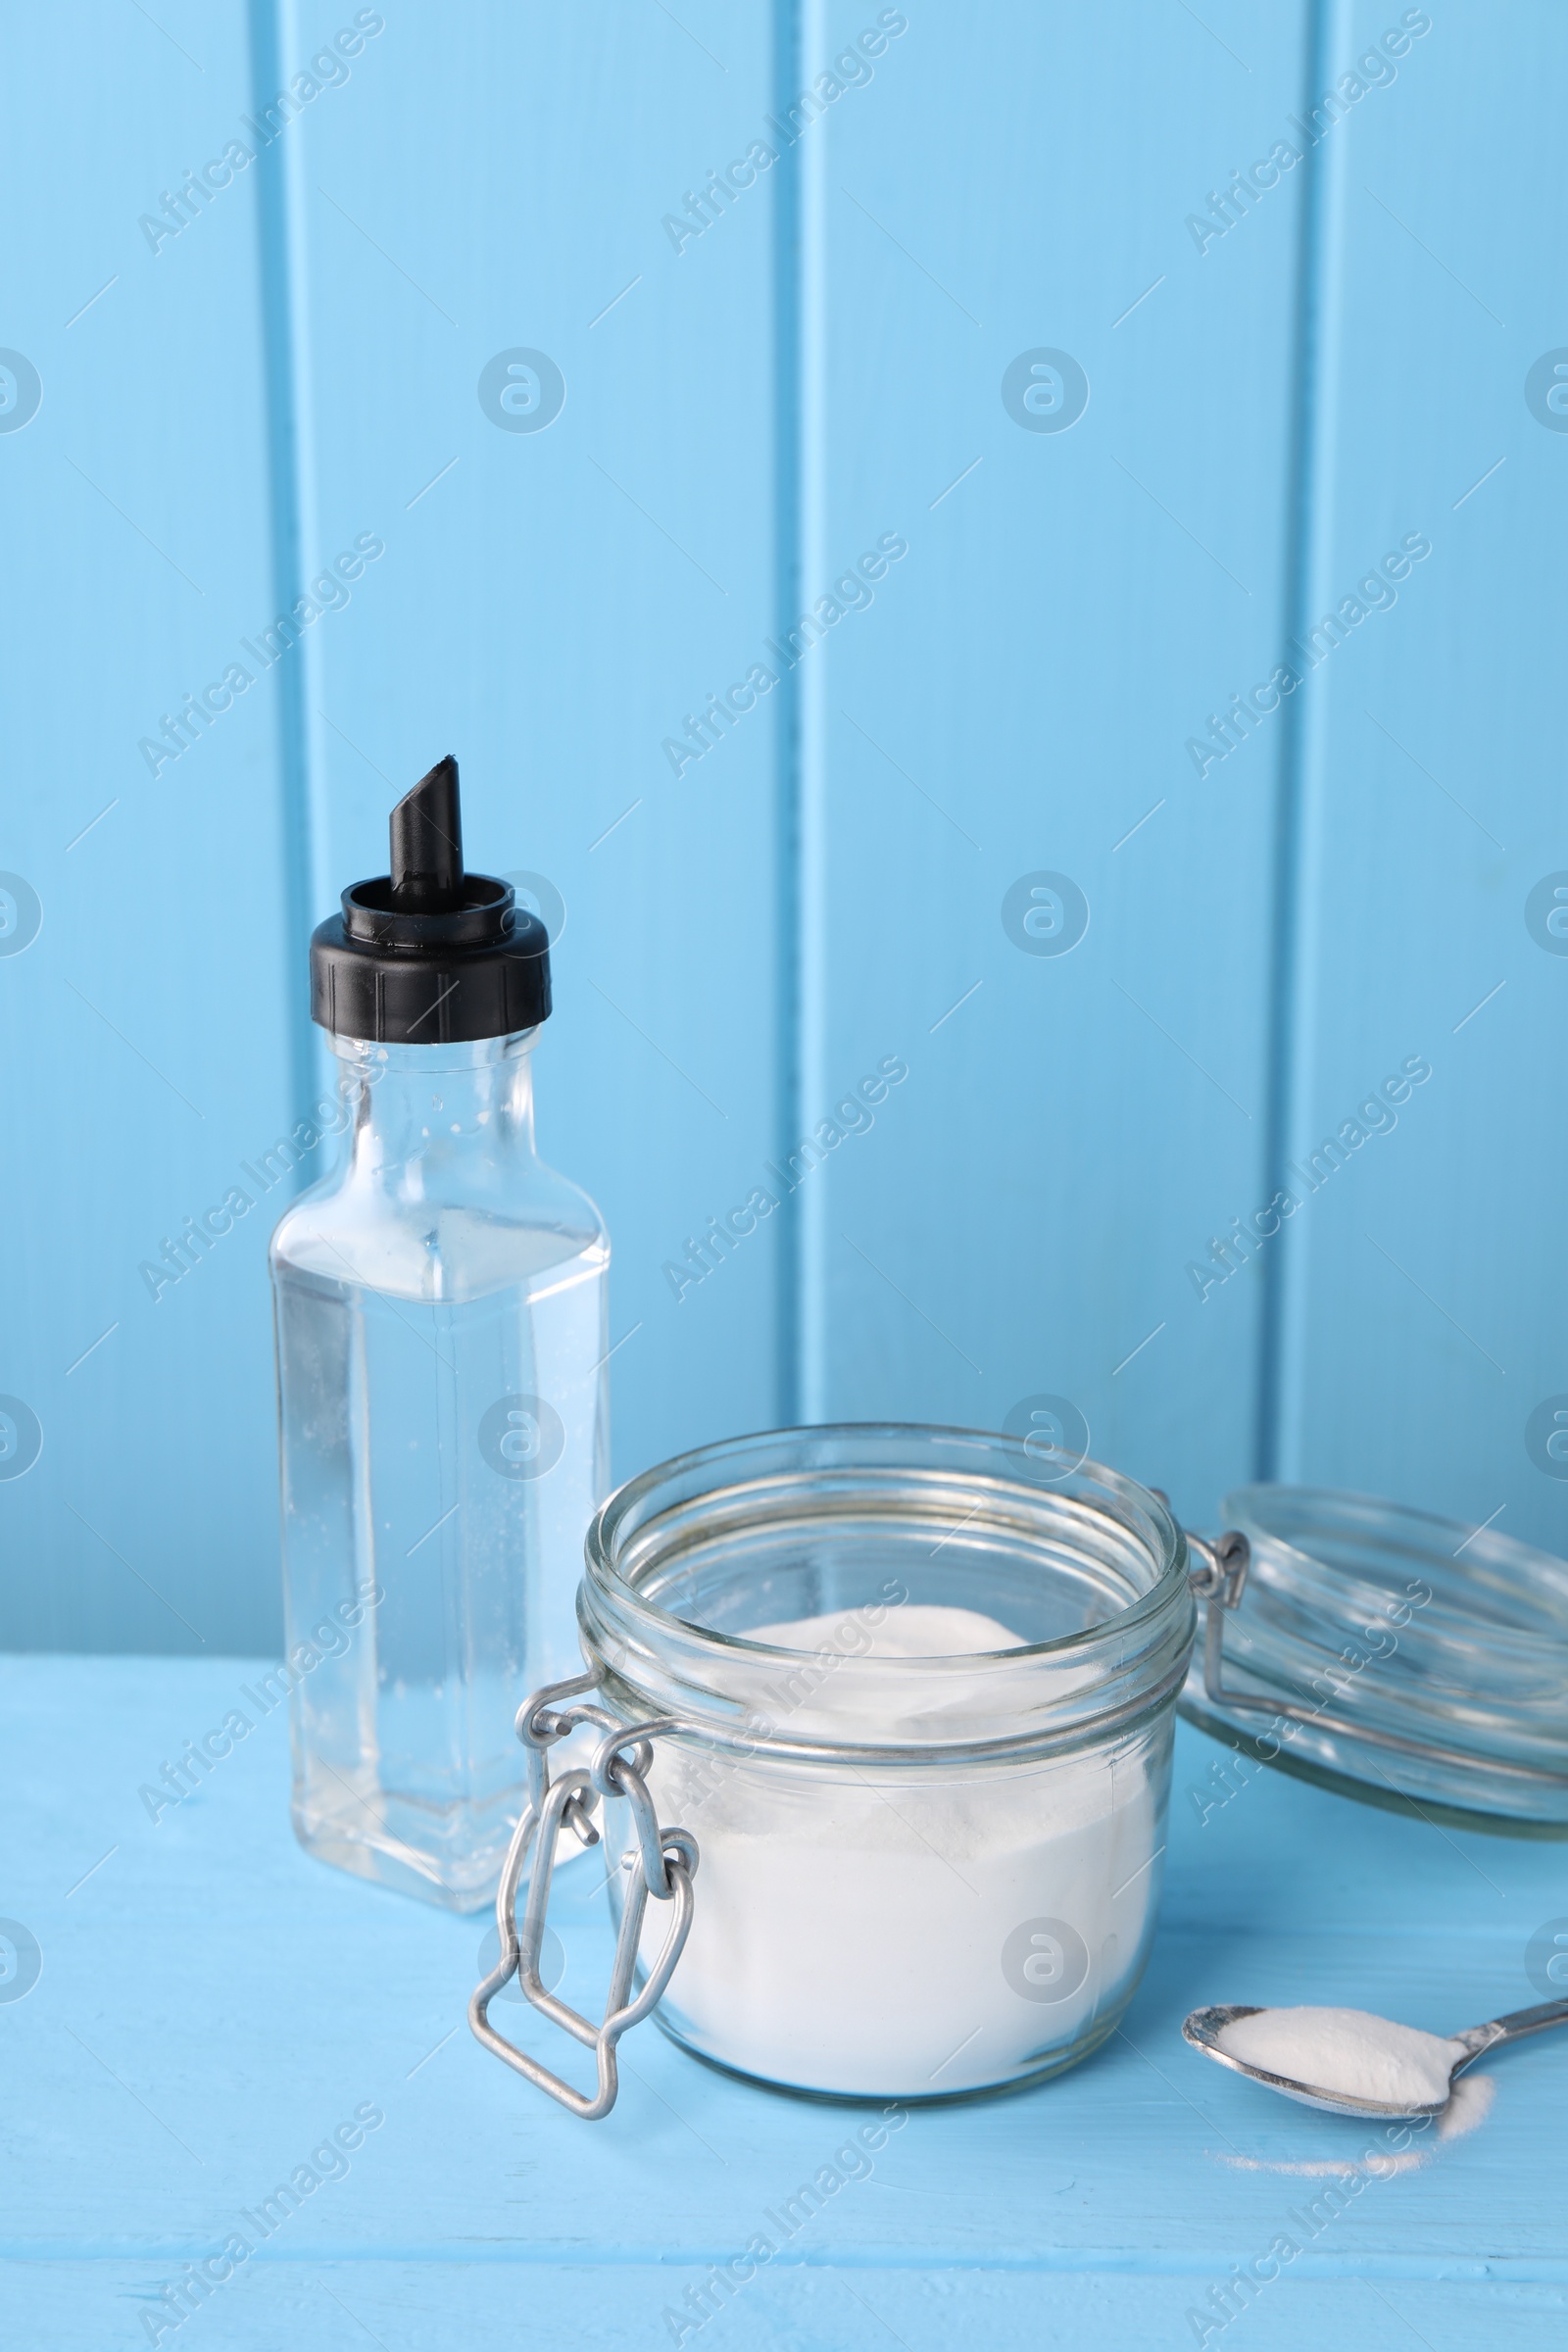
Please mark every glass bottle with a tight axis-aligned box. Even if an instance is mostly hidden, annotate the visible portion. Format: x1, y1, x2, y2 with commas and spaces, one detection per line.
270, 758, 609, 1911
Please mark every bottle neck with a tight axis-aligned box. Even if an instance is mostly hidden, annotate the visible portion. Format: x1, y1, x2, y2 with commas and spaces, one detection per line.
332, 1032, 539, 1187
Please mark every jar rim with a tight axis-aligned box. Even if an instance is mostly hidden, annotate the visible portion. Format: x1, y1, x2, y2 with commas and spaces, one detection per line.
579, 1423, 1197, 1757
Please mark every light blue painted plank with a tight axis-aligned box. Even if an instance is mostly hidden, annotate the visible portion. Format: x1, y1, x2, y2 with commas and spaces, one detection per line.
3, 2266, 1562, 2352
3, 1656, 1564, 2349
276, 0, 791, 1489
1267, 0, 1568, 1549
789, 2, 1313, 1530
0, 1, 309, 1653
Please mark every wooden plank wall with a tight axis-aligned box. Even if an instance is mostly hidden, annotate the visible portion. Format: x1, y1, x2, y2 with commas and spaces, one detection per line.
1, 0, 1559, 1654
1270, 0, 1568, 1564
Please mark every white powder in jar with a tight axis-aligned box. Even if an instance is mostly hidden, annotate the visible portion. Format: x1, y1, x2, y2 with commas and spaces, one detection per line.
628, 1601, 1172, 2100
1217, 2006, 1466, 2111
744, 1602, 1029, 1658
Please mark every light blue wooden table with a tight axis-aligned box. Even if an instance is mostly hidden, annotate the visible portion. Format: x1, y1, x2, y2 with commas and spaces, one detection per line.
4, 1657, 1563, 2349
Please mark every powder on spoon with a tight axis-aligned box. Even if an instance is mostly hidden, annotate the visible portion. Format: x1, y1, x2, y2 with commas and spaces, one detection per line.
1218, 2005, 1467, 2110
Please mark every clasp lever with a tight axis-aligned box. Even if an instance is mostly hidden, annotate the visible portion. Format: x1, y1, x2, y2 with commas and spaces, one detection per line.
468, 1674, 699, 2121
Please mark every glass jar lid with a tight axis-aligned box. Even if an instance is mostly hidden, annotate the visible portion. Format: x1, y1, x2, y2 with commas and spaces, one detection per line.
1179, 1484, 1568, 1830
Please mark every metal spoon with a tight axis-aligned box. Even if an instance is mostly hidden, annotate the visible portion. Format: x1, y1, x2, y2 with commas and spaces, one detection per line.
1182, 1997, 1568, 2119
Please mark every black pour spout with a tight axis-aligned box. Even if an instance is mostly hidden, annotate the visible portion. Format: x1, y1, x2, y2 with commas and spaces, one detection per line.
308, 754, 553, 1044
391, 754, 465, 906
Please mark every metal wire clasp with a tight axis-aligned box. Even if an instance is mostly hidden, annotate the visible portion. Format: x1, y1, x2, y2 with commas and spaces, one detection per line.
467, 1671, 699, 2121
1187, 1529, 1251, 1705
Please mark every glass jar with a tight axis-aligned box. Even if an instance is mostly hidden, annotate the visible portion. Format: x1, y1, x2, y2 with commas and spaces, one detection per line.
571, 1425, 1197, 2102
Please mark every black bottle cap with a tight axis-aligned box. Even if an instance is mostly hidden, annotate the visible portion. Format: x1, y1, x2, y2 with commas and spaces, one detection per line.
310, 757, 551, 1044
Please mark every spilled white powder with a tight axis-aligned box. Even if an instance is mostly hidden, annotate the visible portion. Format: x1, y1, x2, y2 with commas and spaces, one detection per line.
1432, 2066, 1494, 2140
1218, 2005, 1467, 2111
627, 1601, 1172, 2100
1213, 2071, 1495, 2178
